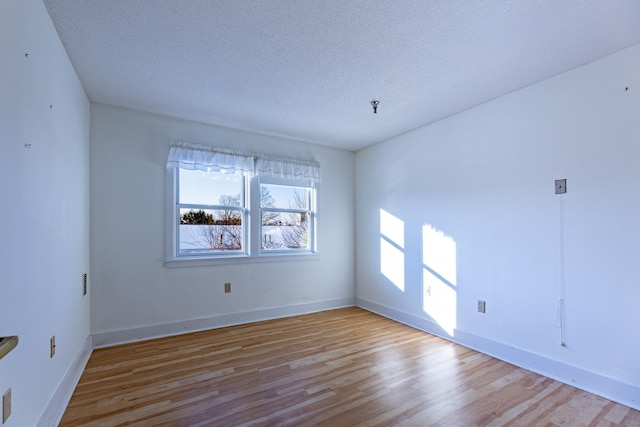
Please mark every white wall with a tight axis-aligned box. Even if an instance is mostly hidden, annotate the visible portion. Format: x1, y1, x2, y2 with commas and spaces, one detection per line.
356, 44, 640, 409
90, 105, 355, 343
0, 1, 91, 426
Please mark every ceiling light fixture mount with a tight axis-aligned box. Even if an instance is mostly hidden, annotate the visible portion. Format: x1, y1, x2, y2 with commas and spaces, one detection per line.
371, 100, 379, 114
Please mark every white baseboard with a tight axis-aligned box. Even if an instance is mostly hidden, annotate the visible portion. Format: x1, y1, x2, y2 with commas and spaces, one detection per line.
37, 335, 93, 427
92, 298, 356, 348
356, 297, 640, 411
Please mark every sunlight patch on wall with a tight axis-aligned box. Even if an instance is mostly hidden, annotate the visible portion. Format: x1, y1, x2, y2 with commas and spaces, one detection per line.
380, 209, 404, 248
423, 225, 456, 285
423, 270, 456, 336
380, 238, 405, 291
422, 224, 457, 336
380, 209, 405, 291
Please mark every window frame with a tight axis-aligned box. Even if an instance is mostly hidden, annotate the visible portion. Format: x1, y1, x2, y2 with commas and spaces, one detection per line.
165, 166, 319, 267
175, 168, 249, 257
258, 178, 317, 255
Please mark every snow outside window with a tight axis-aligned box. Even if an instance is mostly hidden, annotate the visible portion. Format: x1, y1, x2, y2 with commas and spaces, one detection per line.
165, 142, 320, 265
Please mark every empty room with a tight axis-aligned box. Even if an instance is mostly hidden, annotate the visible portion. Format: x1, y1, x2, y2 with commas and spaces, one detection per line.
2, 0, 640, 425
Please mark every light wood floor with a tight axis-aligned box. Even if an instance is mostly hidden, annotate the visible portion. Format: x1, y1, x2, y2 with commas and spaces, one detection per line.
61, 307, 639, 426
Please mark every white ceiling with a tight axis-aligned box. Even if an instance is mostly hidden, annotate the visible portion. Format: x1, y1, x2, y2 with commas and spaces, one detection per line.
43, 0, 640, 152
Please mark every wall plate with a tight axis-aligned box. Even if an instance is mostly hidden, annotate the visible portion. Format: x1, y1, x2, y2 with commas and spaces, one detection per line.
477, 300, 486, 313
555, 179, 567, 194
2, 388, 11, 424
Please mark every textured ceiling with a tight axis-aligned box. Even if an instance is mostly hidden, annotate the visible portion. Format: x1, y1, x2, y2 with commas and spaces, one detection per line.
43, 0, 640, 151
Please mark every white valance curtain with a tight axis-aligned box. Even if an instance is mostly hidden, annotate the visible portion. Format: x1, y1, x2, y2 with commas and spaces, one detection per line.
167, 142, 321, 183
255, 157, 321, 183
166, 142, 254, 175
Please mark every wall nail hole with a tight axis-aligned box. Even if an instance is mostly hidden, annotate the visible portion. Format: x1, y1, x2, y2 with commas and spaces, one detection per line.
625, 87, 629, 91
25, 53, 29, 57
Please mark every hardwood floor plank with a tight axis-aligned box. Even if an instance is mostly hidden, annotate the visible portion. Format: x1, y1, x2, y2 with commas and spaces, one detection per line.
61, 307, 639, 426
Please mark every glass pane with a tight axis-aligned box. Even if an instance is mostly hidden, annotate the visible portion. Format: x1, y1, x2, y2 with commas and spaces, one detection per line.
179, 169, 243, 206
260, 184, 309, 209
179, 208, 243, 253
261, 211, 309, 250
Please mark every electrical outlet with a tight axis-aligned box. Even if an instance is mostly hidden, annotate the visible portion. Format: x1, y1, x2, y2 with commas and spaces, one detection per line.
224, 282, 231, 293
2, 388, 11, 424
477, 300, 486, 313
50, 336, 56, 358
82, 272, 88, 296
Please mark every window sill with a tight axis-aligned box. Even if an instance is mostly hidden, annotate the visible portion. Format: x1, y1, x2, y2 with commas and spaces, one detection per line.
165, 252, 320, 268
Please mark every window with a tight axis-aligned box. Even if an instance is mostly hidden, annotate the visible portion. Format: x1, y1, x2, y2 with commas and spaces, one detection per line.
260, 182, 315, 252
177, 169, 247, 255
166, 142, 320, 265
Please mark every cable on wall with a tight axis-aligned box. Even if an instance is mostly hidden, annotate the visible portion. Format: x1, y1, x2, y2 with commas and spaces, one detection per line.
554, 182, 567, 347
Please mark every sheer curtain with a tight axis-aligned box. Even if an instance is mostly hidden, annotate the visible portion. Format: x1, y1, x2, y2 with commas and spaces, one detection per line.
166, 142, 254, 175
255, 157, 321, 183
167, 141, 321, 182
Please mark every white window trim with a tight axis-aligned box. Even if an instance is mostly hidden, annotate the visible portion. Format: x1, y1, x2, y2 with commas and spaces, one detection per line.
164, 144, 320, 267
257, 176, 318, 256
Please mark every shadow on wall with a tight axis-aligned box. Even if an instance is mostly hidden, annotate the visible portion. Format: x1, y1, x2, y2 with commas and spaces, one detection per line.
379, 208, 458, 336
